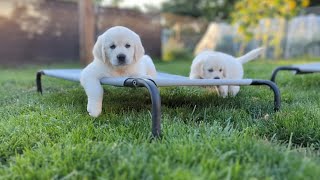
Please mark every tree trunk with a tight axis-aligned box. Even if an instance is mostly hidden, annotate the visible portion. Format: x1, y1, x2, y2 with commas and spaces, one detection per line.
78, 0, 95, 65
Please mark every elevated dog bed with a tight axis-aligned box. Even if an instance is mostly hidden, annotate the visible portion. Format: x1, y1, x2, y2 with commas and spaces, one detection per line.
271, 62, 320, 82
36, 69, 281, 137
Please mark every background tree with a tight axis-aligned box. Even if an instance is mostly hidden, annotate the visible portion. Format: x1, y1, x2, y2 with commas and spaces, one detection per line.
231, 0, 311, 57
162, 0, 239, 21
79, 0, 95, 64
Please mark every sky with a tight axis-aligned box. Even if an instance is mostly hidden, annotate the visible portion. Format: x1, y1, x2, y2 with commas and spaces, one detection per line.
101, 0, 167, 12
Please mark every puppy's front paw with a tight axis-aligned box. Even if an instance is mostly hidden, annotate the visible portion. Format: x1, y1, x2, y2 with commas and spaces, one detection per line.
229, 86, 240, 97
218, 86, 228, 98
87, 105, 102, 118
220, 92, 228, 98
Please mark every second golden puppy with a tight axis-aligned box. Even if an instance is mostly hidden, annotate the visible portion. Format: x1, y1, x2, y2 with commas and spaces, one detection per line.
81, 26, 157, 117
189, 48, 264, 97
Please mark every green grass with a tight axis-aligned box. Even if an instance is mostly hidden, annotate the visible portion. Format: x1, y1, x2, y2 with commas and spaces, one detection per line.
1, 58, 320, 179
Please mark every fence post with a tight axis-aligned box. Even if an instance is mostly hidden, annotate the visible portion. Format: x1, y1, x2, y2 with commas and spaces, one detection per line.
78, 0, 95, 65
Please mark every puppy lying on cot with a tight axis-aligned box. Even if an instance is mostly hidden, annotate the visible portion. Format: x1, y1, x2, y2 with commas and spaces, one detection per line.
80, 26, 157, 117
189, 47, 264, 97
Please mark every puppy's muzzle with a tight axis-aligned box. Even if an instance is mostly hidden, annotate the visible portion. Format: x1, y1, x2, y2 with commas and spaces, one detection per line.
117, 54, 126, 65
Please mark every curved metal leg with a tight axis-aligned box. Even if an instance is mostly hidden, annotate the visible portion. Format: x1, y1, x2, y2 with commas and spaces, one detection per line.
270, 66, 299, 82
251, 80, 281, 111
36, 71, 44, 94
124, 78, 161, 138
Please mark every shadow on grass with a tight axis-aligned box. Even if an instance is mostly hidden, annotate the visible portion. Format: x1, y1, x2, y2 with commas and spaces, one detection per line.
38, 79, 320, 149
42, 85, 276, 121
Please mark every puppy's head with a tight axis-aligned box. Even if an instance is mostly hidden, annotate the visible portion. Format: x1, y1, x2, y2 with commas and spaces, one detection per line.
199, 54, 226, 79
92, 26, 144, 67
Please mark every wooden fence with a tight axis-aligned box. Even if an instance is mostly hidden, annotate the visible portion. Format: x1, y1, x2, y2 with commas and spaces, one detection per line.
0, 1, 161, 65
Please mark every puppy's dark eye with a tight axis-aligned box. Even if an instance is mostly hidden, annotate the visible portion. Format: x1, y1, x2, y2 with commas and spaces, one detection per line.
208, 69, 213, 72
110, 44, 116, 49
125, 44, 131, 48
219, 69, 222, 72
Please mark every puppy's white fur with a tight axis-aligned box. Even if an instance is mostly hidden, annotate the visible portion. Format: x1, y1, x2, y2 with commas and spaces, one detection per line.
189, 48, 264, 97
80, 26, 157, 117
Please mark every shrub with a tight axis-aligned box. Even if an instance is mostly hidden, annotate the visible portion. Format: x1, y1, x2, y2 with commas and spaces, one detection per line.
162, 38, 193, 61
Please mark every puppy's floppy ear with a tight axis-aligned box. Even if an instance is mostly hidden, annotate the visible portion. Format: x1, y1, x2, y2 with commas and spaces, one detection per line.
190, 60, 204, 79
222, 64, 228, 78
222, 68, 226, 78
92, 35, 107, 63
133, 33, 145, 62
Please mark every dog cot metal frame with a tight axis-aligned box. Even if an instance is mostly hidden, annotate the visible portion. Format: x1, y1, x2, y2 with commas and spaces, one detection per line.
271, 62, 320, 82
36, 69, 281, 138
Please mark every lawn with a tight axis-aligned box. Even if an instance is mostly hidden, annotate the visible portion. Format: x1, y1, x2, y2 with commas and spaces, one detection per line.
0, 58, 320, 179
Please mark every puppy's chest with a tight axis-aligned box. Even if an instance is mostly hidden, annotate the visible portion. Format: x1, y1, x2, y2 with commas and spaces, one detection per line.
106, 64, 143, 77
113, 69, 126, 75
110, 68, 133, 77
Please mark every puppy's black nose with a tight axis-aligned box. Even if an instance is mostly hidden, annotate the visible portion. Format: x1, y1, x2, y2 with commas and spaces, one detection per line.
214, 77, 220, 79
117, 54, 126, 64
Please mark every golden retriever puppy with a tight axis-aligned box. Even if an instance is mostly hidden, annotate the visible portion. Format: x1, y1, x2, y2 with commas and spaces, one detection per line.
189, 48, 264, 97
80, 26, 157, 117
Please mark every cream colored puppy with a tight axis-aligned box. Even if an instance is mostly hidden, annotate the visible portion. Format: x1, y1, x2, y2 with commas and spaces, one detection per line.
189, 48, 264, 97
80, 26, 157, 117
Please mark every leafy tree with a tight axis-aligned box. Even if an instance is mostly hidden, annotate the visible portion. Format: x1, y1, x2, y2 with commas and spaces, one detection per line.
232, 0, 310, 39
162, 0, 239, 21
230, 0, 310, 58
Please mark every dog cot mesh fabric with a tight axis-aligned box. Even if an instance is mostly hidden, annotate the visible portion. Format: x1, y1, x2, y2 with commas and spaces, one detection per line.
291, 63, 320, 73
41, 69, 254, 86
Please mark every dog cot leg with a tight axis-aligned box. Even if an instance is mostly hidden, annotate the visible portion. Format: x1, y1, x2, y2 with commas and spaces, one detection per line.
36, 71, 44, 94
270, 66, 299, 82
251, 80, 281, 112
124, 78, 161, 138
